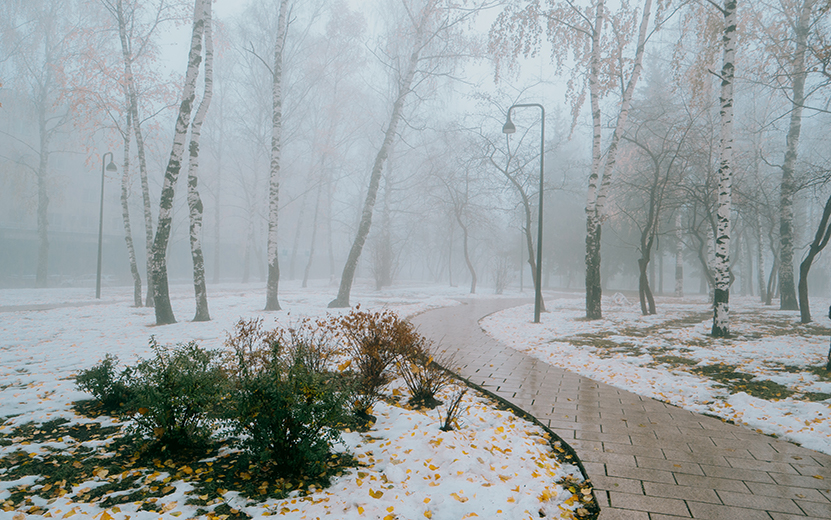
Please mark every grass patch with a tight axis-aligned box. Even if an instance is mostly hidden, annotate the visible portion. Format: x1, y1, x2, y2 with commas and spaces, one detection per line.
798, 392, 831, 402
689, 364, 794, 400
650, 355, 699, 368
552, 335, 645, 358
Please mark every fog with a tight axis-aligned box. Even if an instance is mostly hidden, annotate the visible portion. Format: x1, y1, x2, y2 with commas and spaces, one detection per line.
2, 0, 831, 323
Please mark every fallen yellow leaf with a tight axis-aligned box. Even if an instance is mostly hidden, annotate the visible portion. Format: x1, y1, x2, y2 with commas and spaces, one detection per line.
369, 488, 384, 499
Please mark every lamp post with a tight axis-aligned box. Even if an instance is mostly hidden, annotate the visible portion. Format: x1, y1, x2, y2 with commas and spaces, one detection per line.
96, 152, 117, 299
503, 103, 545, 323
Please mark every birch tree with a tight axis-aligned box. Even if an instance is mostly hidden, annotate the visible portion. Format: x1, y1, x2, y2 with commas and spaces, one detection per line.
490, 0, 666, 319
328, 0, 482, 308
264, 0, 290, 311
746, 0, 818, 310
151, 0, 207, 325
710, 0, 738, 337
105, 0, 186, 307
186, 0, 213, 322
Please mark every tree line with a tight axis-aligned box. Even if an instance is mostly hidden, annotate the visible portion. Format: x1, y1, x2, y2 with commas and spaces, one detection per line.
2, 0, 831, 340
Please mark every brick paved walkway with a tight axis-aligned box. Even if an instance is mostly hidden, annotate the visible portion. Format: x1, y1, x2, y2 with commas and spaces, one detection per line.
410, 298, 831, 520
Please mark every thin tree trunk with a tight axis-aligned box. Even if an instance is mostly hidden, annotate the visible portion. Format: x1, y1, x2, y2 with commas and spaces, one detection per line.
328, 24, 423, 308
150, 0, 206, 325
36, 101, 50, 288
711, 0, 737, 337
242, 220, 253, 284
120, 107, 142, 307
264, 0, 289, 311
675, 213, 684, 297
213, 106, 223, 284
448, 224, 454, 287
186, 0, 212, 322
756, 213, 767, 303
326, 175, 336, 283
303, 180, 323, 288
586, 0, 653, 319
289, 192, 307, 280
455, 213, 476, 294
798, 194, 831, 322
779, 0, 813, 311
115, 0, 155, 308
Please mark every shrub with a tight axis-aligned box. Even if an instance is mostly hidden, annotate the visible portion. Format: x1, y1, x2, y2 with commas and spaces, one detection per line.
335, 309, 420, 415
225, 318, 352, 477
75, 354, 134, 412
396, 340, 454, 409
128, 337, 228, 449
438, 389, 468, 432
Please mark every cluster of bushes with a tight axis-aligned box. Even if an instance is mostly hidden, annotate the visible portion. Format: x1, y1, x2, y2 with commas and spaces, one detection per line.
75, 309, 454, 478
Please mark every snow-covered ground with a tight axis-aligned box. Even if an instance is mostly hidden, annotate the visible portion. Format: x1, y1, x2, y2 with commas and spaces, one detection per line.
0, 281, 588, 520
481, 293, 831, 455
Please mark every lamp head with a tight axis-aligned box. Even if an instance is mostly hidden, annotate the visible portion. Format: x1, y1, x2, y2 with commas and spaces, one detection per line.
106, 159, 117, 172
502, 113, 516, 134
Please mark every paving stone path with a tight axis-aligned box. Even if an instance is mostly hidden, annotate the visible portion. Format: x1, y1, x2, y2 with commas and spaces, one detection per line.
410, 298, 831, 520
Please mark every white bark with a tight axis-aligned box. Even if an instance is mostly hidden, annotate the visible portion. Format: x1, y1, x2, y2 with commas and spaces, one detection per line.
186, 0, 212, 321
150, 0, 207, 324
712, 0, 737, 337
585, 0, 653, 319
120, 106, 142, 307
265, 0, 289, 311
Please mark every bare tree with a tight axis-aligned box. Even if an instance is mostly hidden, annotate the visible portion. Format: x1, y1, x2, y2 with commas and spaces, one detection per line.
328, 0, 482, 307
0, 0, 85, 287
490, 0, 668, 319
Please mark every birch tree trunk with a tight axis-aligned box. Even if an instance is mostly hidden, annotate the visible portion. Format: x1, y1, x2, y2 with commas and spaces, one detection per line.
150, 0, 206, 325
328, 28, 423, 308
120, 107, 143, 307
115, 0, 155, 308
675, 213, 684, 297
585, 0, 652, 319
778, 0, 813, 311
583, 0, 605, 319
264, 0, 289, 311
711, 0, 737, 337
186, 0, 212, 322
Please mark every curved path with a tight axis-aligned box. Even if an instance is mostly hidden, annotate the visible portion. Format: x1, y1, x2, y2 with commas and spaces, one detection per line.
411, 299, 831, 520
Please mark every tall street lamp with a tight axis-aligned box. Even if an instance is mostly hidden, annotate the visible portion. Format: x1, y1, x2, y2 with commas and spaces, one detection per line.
97, 152, 117, 299
503, 103, 545, 323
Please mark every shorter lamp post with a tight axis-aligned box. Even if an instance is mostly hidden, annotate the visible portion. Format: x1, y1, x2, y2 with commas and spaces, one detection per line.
96, 152, 117, 299
503, 103, 545, 323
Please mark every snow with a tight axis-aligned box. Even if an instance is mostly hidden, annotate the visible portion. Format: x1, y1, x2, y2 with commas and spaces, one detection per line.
480, 292, 831, 455
0, 282, 586, 520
